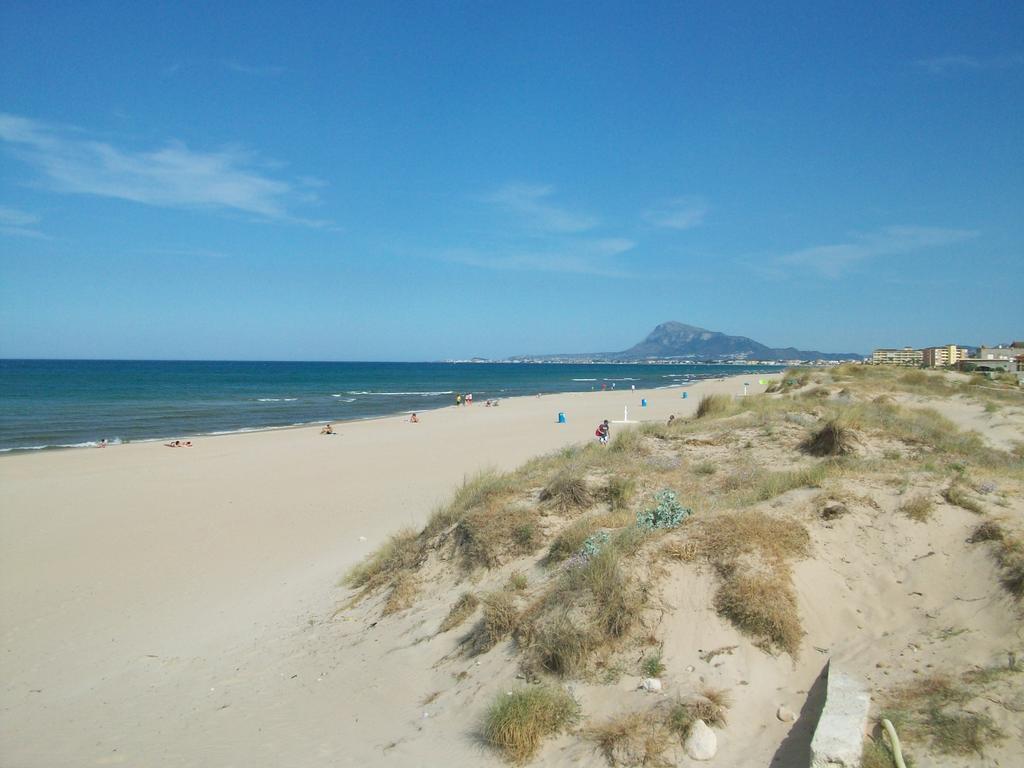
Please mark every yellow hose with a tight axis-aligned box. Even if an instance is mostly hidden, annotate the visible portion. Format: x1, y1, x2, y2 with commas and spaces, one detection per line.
880, 719, 907, 768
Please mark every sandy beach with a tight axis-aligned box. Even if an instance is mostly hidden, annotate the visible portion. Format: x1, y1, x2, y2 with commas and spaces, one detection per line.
0, 373, 768, 767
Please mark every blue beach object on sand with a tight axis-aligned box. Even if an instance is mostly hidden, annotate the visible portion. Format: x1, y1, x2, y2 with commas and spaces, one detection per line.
557, 411, 566, 423
641, 398, 647, 407
681, 391, 688, 399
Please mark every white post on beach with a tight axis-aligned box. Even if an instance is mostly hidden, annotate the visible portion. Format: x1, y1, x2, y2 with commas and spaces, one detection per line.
743, 382, 749, 397
624, 405, 629, 423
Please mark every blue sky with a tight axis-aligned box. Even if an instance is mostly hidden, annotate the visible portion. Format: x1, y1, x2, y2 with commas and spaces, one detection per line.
1, 1, 1021, 360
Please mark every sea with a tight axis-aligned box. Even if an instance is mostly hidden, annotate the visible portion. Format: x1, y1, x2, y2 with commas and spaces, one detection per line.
0, 359, 780, 453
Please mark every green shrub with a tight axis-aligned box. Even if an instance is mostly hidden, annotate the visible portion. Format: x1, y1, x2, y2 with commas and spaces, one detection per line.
636, 489, 691, 530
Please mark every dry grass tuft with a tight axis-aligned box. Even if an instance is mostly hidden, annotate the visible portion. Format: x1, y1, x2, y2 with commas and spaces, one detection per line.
666, 687, 733, 738
439, 591, 479, 633
522, 614, 593, 678
861, 737, 900, 768
747, 462, 832, 502
691, 510, 811, 564
382, 572, 418, 615
540, 467, 593, 513
544, 517, 602, 564
482, 685, 579, 763
883, 671, 1009, 756
899, 494, 934, 523
590, 710, 672, 767
456, 502, 542, 569
696, 393, 732, 419
463, 591, 519, 655
802, 419, 858, 457
425, 469, 518, 535
606, 475, 636, 512
714, 566, 803, 655
344, 527, 423, 592
942, 483, 984, 515
968, 520, 1004, 543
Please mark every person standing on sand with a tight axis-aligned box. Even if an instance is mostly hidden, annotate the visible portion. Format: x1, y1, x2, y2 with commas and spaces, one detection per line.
455, 393, 462, 406
596, 419, 610, 445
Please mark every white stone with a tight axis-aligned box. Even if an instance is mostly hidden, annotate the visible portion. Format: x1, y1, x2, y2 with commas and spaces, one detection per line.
640, 677, 662, 692
777, 705, 796, 722
684, 719, 717, 760
810, 665, 871, 768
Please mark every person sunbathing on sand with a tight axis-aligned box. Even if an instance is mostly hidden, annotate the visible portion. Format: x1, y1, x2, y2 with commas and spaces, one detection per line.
409, 413, 419, 423
321, 424, 335, 435
165, 440, 181, 447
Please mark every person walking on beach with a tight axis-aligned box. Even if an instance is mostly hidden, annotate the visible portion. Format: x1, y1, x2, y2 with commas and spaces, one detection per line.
455, 393, 463, 407
595, 419, 610, 445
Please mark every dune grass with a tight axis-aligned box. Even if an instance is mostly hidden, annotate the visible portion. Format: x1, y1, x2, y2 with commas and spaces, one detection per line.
881, 670, 1012, 757
714, 565, 803, 655
899, 494, 935, 523
942, 483, 984, 515
539, 466, 593, 513
746, 461, 833, 503
463, 591, 520, 655
382, 572, 418, 615
439, 591, 479, 633
802, 419, 858, 457
344, 527, 422, 592
483, 685, 579, 763
456, 502, 542, 569
522, 614, 594, 678
590, 710, 672, 767
425, 469, 519, 536
695, 393, 732, 419
606, 475, 636, 512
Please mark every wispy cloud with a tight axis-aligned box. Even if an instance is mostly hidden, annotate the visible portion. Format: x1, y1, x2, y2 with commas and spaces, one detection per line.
225, 61, 286, 76
443, 237, 635, 277
643, 197, 708, 230
914, 53, 1024, 74
0, 113, 325, 224
484, 183, 598, 233
0, 205, 47, 239
776, 225, 978, 278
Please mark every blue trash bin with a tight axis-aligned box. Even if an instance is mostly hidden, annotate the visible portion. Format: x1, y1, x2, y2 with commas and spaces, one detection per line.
681, 391, 688, 399
557, 412, 566, 423
641, 399, 647, 407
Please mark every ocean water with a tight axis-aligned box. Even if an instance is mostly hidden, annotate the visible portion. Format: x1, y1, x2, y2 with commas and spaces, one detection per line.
0, 360, 779, 452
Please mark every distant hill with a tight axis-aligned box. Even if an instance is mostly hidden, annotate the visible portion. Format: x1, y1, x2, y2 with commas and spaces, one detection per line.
510, 321, 861, 362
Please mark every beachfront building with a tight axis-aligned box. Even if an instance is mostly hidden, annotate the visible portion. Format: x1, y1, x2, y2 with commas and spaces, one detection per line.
978, 345, 1024, 361
921, 345, 971, 368
871, 347, 923, 366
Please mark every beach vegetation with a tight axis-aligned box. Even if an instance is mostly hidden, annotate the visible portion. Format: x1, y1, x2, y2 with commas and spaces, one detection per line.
439, 591, 479, 633
506, 571, 529, 591
543, 517, 602, 564
382, 572, 418, 615
425, 469, 519, 536
942, 483, 984, 515
463, 591, 520, 655
606, 475, 636, 512
640, 649, 665, 678
539, 466, 593, 513
344, 527, 422, 593
695, 393, 732, 419
714, 565, 803, 655
590, 710, 672, 767
456, 502, 542, 569
899, 494, 935, 523
880, 668, 1014, 756
482, 684, 579, 763
801, 419, 858, 457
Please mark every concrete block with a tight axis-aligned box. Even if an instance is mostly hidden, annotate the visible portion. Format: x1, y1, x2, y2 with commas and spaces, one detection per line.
810, 663, 870, 768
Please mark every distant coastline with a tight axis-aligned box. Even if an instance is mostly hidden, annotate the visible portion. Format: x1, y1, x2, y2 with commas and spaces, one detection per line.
0, 359, 780, 453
